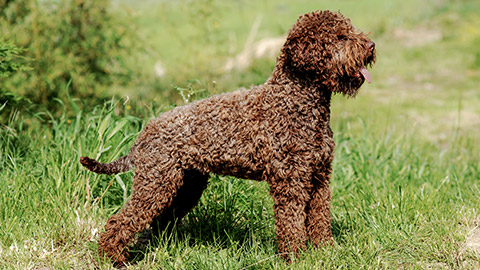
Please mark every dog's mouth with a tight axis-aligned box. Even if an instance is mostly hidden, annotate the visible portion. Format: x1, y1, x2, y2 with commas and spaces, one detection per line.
356, 41, 375, 84
352, 67, 372, 86
359, 67, 372, 83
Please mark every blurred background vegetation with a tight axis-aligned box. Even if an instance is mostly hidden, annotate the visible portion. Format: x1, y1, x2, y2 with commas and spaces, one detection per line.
1, 0, 139, 116
1, 0, 480, 139
0, 0, 479, 147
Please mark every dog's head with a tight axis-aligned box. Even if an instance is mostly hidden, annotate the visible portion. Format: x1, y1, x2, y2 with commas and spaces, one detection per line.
280, 10, 376, 96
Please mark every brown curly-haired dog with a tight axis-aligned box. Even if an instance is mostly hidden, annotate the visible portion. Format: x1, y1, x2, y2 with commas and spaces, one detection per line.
81, 10, 375, 266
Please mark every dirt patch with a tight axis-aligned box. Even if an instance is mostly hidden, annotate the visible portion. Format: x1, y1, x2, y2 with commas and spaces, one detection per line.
223, 37, 284, 71
465, 225, 480, 254
393, 26, 442, 47
408, 109, 480, 142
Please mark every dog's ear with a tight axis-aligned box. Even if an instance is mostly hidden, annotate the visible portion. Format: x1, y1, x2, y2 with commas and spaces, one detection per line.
282, 30, 329, 79
281, 11, 340, 84
280, 11, 352, 87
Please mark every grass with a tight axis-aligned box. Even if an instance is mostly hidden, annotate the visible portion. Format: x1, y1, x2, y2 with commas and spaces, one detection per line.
1, 0, 480, 269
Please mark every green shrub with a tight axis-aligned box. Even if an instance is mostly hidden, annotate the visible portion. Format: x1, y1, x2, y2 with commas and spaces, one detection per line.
0, 0, 137, 110
0, 40, 31, 122
0, 41, 27, 77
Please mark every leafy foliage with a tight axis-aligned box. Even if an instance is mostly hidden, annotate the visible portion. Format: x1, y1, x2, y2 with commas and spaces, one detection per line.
0, 41, 31, 122
0, 0, 137, 110
0, 41, 27, 77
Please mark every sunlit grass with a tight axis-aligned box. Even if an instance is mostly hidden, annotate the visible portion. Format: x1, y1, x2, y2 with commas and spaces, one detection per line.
1, 97, 478, 268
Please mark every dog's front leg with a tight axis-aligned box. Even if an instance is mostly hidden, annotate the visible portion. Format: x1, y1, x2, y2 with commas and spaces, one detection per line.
268, 175, 310, 260
305, 176, 333, 246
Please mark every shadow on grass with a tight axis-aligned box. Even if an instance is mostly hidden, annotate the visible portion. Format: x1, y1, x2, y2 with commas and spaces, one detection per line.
128, 211, 274, 264
127, 182, 275, 263
126, 174, 355, 265
128, 208, 357, 265
331, 217, 354, 244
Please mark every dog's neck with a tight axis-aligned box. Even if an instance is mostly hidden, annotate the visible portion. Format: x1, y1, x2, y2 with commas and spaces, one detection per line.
263, 65, 332, 125
266, 65, 333, 108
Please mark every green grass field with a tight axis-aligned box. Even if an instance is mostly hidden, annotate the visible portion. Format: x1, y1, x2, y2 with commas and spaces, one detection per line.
1, 0, 479, 269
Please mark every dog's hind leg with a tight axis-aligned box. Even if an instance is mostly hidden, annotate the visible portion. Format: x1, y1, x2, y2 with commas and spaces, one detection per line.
150, 169, 209, 235
97, 164, 185, 267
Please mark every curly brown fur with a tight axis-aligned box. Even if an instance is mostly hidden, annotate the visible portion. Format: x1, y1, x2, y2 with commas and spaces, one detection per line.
81, 10, 375, 267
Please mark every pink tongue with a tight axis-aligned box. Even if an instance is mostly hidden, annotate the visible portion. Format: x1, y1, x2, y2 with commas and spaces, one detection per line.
360, 68, 372, 83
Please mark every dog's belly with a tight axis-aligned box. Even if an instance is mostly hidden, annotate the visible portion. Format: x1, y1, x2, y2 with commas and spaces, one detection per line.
190, 145, 264, 181
209, 158, 265, 181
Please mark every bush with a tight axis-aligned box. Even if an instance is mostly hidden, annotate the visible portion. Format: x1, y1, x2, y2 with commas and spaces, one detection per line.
0, 40, 30, 122
0, 0, 137, 110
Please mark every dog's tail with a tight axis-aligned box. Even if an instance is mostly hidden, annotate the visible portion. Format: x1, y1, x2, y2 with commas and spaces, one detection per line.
80, 153, 133, 175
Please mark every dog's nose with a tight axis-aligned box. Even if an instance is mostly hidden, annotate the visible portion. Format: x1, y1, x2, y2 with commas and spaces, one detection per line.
367, 41, 375, 53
